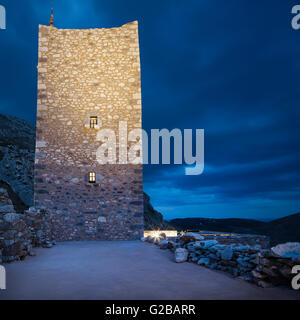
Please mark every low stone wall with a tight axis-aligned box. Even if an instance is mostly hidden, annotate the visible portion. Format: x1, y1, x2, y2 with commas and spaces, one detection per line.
0, 212, 32, 262
0, 184, 54, 263
196, 231, 270, 249
24, 207, 53, 247
0, 208, 53, 263
252, 244, 300, 287
142, 232, 300, 289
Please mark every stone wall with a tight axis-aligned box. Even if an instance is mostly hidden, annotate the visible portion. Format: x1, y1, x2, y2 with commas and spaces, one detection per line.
196, 231, 270, 249
0, 186, 52, 263
143, 232, 300, 289
35, 22, 143, 241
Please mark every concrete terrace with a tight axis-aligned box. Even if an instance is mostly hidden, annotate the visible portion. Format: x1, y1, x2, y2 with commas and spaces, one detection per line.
0, 241, 299, 300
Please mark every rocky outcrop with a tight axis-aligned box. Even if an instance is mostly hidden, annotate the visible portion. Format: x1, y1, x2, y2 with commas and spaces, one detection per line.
0, 180, 28, 213
143, 192, 174, 230
0, 114, 35, 207
143, 232, 300, 289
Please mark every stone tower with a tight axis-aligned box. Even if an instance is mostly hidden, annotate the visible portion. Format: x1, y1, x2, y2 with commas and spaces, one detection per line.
34, 21, 144, 241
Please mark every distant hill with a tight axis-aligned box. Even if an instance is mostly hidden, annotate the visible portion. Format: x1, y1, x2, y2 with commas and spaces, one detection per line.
170, 217, 266, 234
170, 213, 300, 245
257, 213, 300, 245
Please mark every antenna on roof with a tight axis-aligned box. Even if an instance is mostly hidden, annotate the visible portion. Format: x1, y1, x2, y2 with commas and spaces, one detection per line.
49, 0, 54, 27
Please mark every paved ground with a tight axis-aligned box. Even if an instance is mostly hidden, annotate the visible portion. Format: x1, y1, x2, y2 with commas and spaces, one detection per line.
0, 241, 299, 300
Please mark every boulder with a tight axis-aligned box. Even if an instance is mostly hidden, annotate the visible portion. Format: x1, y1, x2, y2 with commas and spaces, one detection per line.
232, 245, 252, 252
167, 240, 176, 250
270, 242, 300, 260
159, 233, 167, 240
221, 246, 233, 260
183, 233, 204, 241
251, 270, 267, 280
42, 241, 53, 248
159, 240, 169, 250
278, 265, 292, 278
179, 235, 197, 244
195, 240, 219, 249
207, 253, 218, 260
259, 257, 271, 267
261, 266, 279, 278
28, 250, 36, 256
197, 257, 210, 266
174, 248, 188, 263
146, 235, 153, 243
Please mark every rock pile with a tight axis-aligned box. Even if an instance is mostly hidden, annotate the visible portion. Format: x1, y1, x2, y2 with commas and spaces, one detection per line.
0, 186, 53, 263
25, 207, 53, 248
142, 232, 300, 289
0, 212, 33, 262
0, 207, 53, 263
251, 242, 300, 288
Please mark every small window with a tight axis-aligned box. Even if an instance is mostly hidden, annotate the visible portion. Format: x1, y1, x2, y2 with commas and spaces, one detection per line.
88, 172, 96, 183
90, 116, 98, 128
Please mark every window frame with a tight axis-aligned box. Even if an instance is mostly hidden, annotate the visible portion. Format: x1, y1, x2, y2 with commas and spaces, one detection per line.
88, 171, 96, 183
90, 116, 98, 129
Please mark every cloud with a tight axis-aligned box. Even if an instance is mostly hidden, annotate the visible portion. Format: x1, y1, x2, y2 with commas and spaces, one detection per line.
1, 0, 300, 220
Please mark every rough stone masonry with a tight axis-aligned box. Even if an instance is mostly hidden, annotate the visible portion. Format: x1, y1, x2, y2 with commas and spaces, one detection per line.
34, 22, 144, 241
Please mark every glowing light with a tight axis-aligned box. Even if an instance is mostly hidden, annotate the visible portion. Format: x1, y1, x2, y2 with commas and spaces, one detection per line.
144, 230, 178, 238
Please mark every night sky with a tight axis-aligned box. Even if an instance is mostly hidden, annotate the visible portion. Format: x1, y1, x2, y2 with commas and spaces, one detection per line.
0, 0, 300, 221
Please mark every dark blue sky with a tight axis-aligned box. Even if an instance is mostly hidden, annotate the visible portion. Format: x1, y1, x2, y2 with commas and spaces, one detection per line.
0, 0, 300, 221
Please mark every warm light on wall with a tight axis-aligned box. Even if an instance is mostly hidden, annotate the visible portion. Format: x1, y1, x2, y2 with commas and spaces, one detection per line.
144, 230, 178, 238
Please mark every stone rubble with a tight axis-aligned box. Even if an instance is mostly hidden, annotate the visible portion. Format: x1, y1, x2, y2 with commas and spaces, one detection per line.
143, 232, 300, 289
0, 207, 53, 263
0, 186, 53, 263
175, 248, 188, 263
270, 242, 300, 259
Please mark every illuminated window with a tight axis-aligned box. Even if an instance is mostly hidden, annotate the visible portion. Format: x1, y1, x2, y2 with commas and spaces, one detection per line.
90, 116, 98, 128
88, 172, 96, 183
